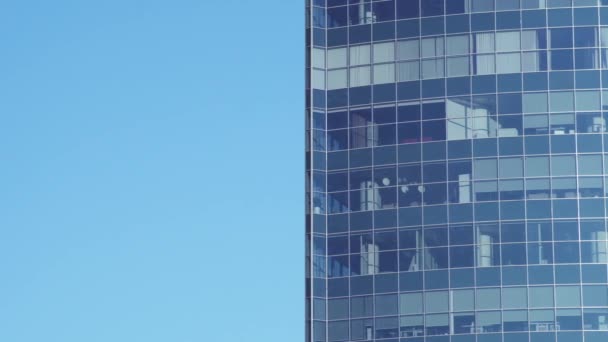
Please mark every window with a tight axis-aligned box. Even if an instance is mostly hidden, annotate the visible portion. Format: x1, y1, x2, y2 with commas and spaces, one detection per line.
425, 291, 449, 313
350, 66, 371, 87
400, 292, 423, 314
550, 91, 574, 112
523, 93, 548, 113
312, 69, 326, 90
447, 57, 470, 77
313, 48, 325, 69
398, 61, 420, 82
500, 288, 527, 310
496, 31, 521, 52
475, 32, 495, 53
422, 58, 445, 79
328, 47, 347, 69
422, 37, 445, 58
373, 64, 395, 84
522, 51, 547, 72
373, 42, 395, 64
447, 35, 469, 55
328, 69, 348, 90
472, 0, 494, 12
497, 53, 521, 73
397, 40, 420, 60
350, 45, 371, 66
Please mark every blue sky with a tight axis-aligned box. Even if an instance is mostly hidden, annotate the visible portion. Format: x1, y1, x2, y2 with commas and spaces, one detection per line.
0, 1, 303, 341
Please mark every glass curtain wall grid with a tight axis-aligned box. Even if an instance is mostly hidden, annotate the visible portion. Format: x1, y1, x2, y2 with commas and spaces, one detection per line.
307, 1, 608, 342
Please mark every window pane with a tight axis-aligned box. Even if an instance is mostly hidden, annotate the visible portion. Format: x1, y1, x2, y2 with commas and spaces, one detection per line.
475, 32, 495, 53
522, 51, 547, 72
453, 289, 475, 311
373, 64, 395, 84
400, 292, 423, 314
397, 40, 420, 60
447, 35, 469, 55
374, 42, 395, 64
328, 69, 348, 90
350, 44, 371, 66
503, 287, 528, 309
550, 91, 574, 112
422, 37, 445, 58
425, 291, 449, 313
476, 288, 501, 310
496, 31, 521, 51
447, 57, 470, 77
422, 58, 445, 79
523, 93, 548, 113
398, 61, 420, 82
529, 286, 554, 308
497, 53, 521, 73
328, 47, 348, 69
556, 286, 581, 307
313, 48, 326, 69
474, 54, 495, 75
350, 66, 371, 87
313, 69, 326, 90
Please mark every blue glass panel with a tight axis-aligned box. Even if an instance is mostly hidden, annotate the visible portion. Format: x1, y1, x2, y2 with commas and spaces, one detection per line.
523, 72, 548, 91
397, 19, 420, 38
328, 277, 349, 297
349, 211, 373, 231
349, 24, 371, 44
576, 70, 601, 89
582, 264, 608, 283
473, 75, 496, 94
446, 14, 470, 33
327, 27, 348, 47
574, 7, 598, 25
420, 17, 445, 36
471, 13, 495, 31
523, 9, 547, 28
447, 77, 471, 96
349, 86, 372, 106
497, 11, 521, 29
497, 74, 522, 92
424, 270, 449, 289
375, 273, 398, 293
549, 9, 572, 27
350, 275, 374, 295
527, 200, 551, 219
584, 331, 608, 342
399, 271, 423, 291
399, 207, 422, 226
422, 79, 445, 98
476, 267, 501, 286
555, 264, 580, 284
446, 0, 468, 14
529, 265, 555, 284
424, 205, 447, 225
398, 81, 420, 100
502, 266, 527, 285
451, 268, 475, 288
396, 0, 419, 19
558, 332, 582, 342
422, 1, 444, 17
373, 22, 395, 41
449, 204, 473, 223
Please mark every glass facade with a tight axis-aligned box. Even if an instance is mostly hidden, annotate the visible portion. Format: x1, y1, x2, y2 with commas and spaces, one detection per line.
306, 1, 608, 342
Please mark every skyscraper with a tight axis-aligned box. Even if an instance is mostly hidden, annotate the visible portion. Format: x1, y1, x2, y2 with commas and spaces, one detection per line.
306, 1, 608, 342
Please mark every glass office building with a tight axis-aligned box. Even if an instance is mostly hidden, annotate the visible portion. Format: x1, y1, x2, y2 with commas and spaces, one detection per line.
306, 1, 608, 342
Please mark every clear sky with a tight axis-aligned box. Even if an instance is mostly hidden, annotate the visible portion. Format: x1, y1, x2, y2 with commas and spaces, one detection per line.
0, 1, 302, 341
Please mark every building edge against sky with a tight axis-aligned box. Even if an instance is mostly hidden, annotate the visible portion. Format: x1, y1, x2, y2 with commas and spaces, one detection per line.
307, 1, 608, 342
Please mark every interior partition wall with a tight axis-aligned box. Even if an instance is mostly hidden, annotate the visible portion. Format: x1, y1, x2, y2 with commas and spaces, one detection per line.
306, 1, 608, 342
